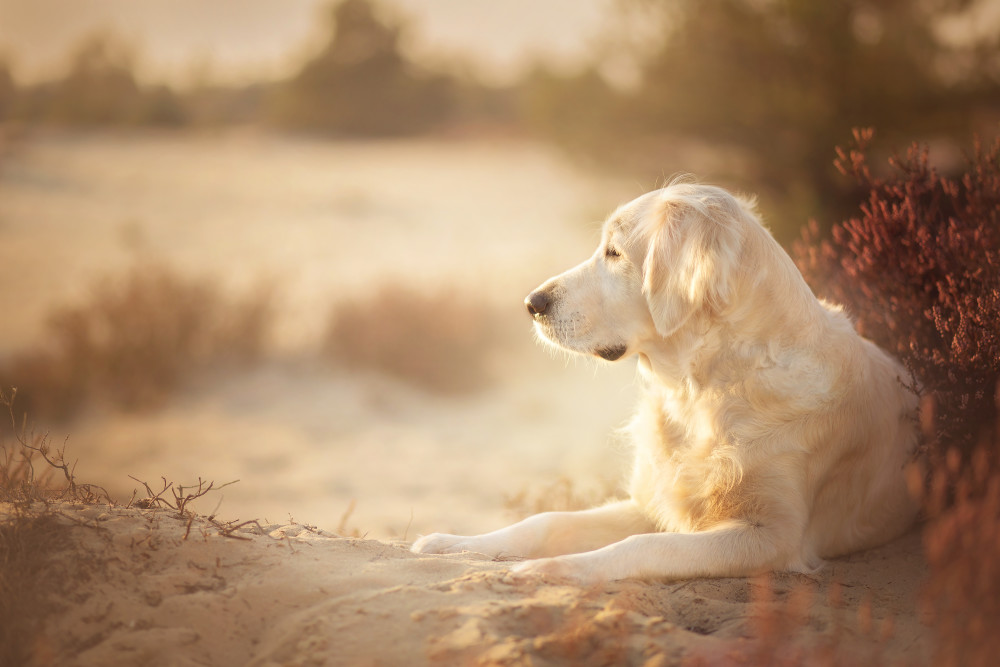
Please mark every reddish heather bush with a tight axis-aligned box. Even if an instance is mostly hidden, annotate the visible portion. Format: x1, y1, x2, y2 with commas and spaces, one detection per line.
794, 130, 1000, 666
794, 129, 1000, 457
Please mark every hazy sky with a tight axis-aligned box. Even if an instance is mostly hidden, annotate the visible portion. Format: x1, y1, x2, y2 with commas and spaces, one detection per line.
0, 0, 617, 86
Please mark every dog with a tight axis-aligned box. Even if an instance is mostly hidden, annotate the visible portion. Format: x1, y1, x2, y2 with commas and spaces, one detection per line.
411, 181, 919, 584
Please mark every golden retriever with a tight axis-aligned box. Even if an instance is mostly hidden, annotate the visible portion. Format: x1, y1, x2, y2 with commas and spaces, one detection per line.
411, 182, 920, 584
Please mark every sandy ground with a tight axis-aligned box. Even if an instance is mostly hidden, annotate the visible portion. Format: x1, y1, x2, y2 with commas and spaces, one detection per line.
1, 134, 935, 665
21, 502, 930, 667
61, 355, 641, 542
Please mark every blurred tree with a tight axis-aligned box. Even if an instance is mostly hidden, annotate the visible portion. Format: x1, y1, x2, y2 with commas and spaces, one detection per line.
133, 85, 187, 126
271, 0, 454, 135
15, 33, 186, 127
42, 34, 141, 125
535, 0, 1000, 242
0, 59, 15, 122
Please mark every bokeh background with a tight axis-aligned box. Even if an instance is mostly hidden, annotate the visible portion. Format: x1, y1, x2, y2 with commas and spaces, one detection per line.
0, 0, 997, 537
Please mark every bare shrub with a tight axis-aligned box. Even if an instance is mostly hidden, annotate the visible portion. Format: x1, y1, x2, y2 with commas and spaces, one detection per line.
0, 389, 110, 507
0, 264, 274, 420
322, 283, 507, 394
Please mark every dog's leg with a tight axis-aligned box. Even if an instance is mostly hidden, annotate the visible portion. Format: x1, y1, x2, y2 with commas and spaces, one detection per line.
410, 500, 655, 559
512, 518, 815, 584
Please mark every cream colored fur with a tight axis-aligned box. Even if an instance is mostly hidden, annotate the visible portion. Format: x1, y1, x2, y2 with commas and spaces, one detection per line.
411, 182, 920, 584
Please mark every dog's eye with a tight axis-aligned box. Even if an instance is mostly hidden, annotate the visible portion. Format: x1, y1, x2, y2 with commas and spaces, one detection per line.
605, 245, 621, 259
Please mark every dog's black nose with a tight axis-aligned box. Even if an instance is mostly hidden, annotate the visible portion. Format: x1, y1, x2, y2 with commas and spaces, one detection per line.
525, 290, 550, 317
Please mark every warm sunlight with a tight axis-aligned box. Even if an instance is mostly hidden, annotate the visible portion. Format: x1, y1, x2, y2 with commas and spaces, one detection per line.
1, 1, 998, 665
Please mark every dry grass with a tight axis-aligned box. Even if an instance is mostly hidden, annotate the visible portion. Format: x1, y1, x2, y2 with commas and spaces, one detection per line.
2, 266, 514, 422
0, 264, 274, 421
322, 283, 509, 395
2, 268, 515, 422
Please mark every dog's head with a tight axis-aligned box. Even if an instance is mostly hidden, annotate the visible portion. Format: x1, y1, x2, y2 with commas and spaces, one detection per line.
525, 182, 750, 361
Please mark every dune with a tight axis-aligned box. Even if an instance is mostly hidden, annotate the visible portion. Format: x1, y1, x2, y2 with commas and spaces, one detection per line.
19, 502, 929, 666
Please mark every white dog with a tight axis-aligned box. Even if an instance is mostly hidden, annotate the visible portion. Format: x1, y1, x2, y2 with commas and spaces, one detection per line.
411, 182, 919, 584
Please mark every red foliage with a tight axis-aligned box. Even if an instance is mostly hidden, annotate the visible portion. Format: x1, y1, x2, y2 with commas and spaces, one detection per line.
794, 129, 1000, 457
795, 131, 1000, 666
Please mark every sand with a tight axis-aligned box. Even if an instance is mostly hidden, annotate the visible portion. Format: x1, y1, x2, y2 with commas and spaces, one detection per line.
20, 502, 930, 667
0, 133, 934, 666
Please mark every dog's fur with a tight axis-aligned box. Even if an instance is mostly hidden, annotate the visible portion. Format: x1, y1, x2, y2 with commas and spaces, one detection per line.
411, 182, 920, 583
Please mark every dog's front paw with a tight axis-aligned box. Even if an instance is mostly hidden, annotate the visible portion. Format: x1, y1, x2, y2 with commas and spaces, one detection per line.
411, 533, 511, 558
511, 555, 606, 586
410, 533, 469, 555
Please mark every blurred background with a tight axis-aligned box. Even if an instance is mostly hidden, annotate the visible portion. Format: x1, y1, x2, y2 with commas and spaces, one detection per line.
0, 0, 997, 537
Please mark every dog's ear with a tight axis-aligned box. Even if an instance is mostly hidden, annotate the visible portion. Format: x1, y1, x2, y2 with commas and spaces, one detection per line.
642, 198, 740, 338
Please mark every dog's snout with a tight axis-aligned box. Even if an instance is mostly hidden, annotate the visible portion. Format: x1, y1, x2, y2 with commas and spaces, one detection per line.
525, 290, 551, 317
